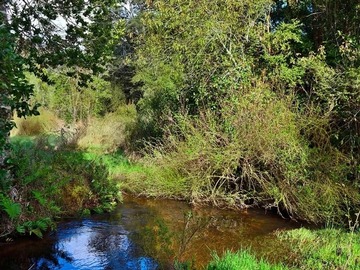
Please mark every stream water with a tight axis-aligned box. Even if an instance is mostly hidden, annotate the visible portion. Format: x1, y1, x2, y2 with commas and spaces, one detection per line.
0, 196, 305, 269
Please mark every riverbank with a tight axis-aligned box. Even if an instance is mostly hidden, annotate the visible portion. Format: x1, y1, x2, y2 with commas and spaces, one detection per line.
0, 136, 121, 239
0, 135, 359, 269
2, 136, 360, 269
2, 193, 359, 270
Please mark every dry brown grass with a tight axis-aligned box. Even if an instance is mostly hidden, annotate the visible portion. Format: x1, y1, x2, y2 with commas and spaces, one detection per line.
11, 109, 63, 136
77, 104, 137, 153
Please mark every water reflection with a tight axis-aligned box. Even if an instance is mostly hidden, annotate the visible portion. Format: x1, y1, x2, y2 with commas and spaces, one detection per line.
0, 218, 158, 270
0, 196, 303, 269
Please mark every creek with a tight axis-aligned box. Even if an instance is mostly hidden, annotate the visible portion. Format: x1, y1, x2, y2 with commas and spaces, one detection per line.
0, 196, 304, 269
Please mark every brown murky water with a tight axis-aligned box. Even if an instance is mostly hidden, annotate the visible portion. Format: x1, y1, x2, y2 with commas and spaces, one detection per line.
0, 196, 305, 269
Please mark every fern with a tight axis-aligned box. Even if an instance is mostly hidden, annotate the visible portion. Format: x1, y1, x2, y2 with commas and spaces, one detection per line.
32, 190, 47, 206
18, 217, 53, 238
0, 194, 21, 220
30, 228, 43, 238
16, 225, 26, 234
35, 218, 51, 231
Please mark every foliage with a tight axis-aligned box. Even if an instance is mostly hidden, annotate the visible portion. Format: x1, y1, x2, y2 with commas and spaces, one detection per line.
1, 0, 359, 251
0, 194, 21, 220
124, 0, 360, 223
15, 217, 53, 238
122, 87, 358, 223
0, 19, 38, 187
1, 0, 124, 166
25, 70, 113, 123
1, 0, 125, 237
5, 0, 124, 78
0, 136, 121, 238
132, 0, 272, 131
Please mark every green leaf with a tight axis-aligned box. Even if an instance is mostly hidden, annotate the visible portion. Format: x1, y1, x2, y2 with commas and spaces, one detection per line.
16, 225, 26, 234
30, 228, 43, 238
0, 196, 21, 220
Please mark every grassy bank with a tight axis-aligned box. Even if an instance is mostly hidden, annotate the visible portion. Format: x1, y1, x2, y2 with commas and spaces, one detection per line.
0, 136, 121, 238
118, 93, 359, 224
202, 227, 360, 270
3, 136, 360, 270
8, 104, 359, 226
205, 251, 288, 270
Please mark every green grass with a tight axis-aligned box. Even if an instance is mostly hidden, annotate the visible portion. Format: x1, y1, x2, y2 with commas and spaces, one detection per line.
84, 149, 191, 199
206, 250, 289, 270
278, 228, 360, 270
117, 88, 359, 224
202, 228, 360, 270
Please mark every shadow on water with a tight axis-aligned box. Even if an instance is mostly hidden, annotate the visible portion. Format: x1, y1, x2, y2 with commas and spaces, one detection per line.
0, 196, 306, 269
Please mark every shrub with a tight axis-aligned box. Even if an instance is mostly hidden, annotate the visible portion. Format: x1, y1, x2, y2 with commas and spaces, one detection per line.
123, 86, 359, 223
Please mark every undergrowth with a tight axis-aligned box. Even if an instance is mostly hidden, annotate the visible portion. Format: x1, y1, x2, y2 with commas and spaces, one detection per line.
0, 136, 121, 238
11, 109, 63, 136
122, 87, 359, 224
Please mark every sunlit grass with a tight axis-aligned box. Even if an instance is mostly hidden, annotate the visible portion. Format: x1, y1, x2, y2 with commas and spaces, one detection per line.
278, 228, 360, 270
11, 109, 62, 136
206, 250, 289, 270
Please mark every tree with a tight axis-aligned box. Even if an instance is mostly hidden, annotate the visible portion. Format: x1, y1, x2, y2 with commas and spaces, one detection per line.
132, 0, 273, 128
271, 0, 359, 176
0, 0, 123, 191
110, 0, 147, 105
0, 20, 38, 188
30, 68, 113, 123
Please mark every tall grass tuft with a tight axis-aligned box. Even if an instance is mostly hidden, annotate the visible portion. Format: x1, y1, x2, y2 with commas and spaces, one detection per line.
77, 104, 137, 153
123, 86, 359, 223
11, 109, 63, 136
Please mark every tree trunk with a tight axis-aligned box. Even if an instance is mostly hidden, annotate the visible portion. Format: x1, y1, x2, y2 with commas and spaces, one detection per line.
0, 106, 12, 183
0, 0, 12, 185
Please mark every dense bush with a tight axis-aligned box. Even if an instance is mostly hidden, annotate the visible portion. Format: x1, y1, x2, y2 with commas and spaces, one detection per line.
121, 0, 360, 223
123, 87, 358, 223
